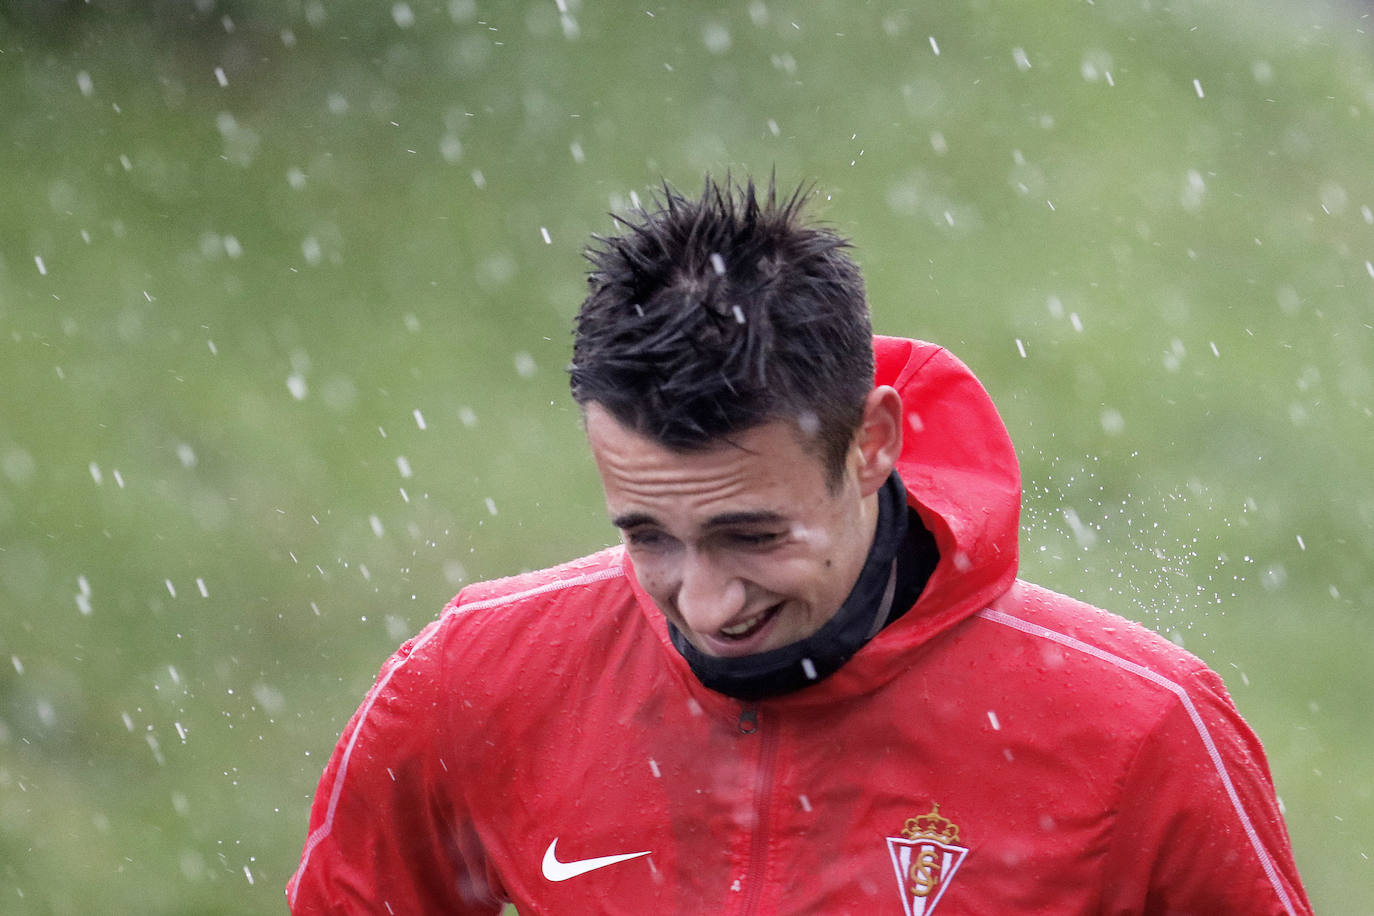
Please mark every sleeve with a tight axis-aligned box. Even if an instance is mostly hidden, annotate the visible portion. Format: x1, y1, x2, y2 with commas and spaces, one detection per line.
1100, 664, 1312, 915
285, 618, 505, 915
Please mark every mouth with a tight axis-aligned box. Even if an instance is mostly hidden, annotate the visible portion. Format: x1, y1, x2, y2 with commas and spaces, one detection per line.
716, 603, 782, 643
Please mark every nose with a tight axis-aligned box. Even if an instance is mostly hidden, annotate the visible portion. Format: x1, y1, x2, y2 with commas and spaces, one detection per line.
674, 549, 747, 635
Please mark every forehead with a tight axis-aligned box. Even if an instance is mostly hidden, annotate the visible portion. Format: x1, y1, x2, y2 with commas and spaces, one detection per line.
583, 404, 828, 509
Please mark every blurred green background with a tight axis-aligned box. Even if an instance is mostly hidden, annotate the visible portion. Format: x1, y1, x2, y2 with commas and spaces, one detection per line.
1, 0, 1371, 912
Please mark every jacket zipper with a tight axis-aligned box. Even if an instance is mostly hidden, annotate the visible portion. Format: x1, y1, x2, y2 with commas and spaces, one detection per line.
738, 705, 779, 916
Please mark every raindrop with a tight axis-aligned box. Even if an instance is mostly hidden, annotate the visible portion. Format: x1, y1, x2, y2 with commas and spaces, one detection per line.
1015, 339, 1027, 359
648, 758, 661, 778
539, 227, 552, 245
987, 710, 1001, 730
928, 35, 940, 55
702, 21, 732, 55
286, 374, 308, 400
799, 794, 812, 812
76, 71, 94, 97
396, 456, 413, 478
514, 352, 536, 377
484, 497, 498, 516
1192, 78, 1205, 98
287, 167, 307, 190
177, 443, 198, 468
1080, 50, 1113, 83
557, 2, 579, 40
196, 578, 209, 597
165, 579, 177, 598
2, 447, 35, 484
1181, 169, 1206, 213
710, 252, 726, 275
801, 658, 818, 680
1012, 47, 1031, 71
34, 255, 47, 276
391, 2, 415, 28
369, 515, 385, 537
440, 134, 463, 163
1063, 508, 1098, 549
214, 67, 228, 88
569, 140, 585, 164
413, 408, 427, 430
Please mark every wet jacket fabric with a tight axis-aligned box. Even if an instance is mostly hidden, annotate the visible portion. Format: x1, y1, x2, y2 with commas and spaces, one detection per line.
288, 337, 1310, 915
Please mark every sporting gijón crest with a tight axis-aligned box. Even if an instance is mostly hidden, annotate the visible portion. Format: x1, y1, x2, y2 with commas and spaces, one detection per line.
885, 805, 969, 916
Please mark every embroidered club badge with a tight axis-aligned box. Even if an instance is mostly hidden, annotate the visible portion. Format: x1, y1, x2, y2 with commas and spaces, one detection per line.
885, 805, 969, 916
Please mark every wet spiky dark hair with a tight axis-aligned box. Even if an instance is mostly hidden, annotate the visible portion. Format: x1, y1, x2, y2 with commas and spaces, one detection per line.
569, 175, 873, 480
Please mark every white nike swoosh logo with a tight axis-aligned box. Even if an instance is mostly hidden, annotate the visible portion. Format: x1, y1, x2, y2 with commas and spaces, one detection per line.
541, 838, 652, 882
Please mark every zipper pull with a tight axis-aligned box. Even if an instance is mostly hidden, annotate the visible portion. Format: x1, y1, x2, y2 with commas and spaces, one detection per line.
737, 706, 759, 734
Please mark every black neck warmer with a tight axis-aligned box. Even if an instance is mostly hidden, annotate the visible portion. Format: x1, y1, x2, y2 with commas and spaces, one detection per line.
667, 471, 939, 701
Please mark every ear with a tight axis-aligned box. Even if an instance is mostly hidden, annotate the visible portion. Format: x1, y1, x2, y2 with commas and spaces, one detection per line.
853, 385, 904, 497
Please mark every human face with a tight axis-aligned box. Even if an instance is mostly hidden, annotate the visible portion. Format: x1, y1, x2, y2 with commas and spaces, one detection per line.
585, 403, 883, 658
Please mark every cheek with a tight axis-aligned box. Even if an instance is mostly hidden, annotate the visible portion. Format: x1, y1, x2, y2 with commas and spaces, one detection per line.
747, 556, 830, 599
629, 554, 676, 601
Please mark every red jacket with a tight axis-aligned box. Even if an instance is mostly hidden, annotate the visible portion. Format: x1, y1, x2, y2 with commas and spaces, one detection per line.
289, 337, 1310, 915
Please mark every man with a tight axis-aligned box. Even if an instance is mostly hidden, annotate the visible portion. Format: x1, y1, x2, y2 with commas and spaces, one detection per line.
288, 178, 1311, 914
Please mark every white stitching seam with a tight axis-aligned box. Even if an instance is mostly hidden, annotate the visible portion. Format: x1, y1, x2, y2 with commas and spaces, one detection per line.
975, 607, 1296, 916
288, 565, 627, 905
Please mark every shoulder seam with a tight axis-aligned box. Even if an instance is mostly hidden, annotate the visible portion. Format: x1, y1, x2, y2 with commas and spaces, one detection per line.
450, 564, 626, 615
974, 607, 1297, 916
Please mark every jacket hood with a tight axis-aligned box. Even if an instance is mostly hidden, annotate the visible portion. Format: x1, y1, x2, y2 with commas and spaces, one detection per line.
876, 336, 1021, 646
625, 335, 1022, 704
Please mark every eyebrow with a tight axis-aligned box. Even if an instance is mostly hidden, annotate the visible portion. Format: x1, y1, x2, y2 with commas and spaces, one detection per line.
610, 510, 787, 530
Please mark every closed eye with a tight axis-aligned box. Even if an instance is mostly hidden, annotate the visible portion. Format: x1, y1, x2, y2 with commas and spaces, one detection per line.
726, 531, 783, 548
622, 527, 673, 549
